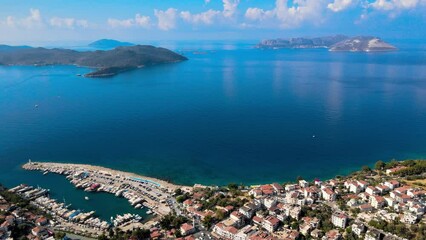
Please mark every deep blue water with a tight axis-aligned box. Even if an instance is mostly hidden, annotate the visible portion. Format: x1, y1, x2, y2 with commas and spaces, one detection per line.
1, 42, 426, 194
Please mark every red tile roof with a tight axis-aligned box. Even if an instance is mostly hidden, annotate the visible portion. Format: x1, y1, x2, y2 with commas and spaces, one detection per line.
180, 223, 194, 232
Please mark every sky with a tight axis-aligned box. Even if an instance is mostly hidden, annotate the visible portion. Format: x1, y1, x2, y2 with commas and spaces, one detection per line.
0, 0, 425, 45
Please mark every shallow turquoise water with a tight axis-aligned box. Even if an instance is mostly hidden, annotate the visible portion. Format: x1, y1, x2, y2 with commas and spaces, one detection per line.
1, 42, 426, 192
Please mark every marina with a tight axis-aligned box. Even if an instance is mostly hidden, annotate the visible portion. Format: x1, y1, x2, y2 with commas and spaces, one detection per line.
9, 184, 145, 238
22, 161, 190, 218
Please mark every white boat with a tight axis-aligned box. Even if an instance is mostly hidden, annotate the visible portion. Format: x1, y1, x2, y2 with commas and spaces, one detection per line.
84, 196, 89, 200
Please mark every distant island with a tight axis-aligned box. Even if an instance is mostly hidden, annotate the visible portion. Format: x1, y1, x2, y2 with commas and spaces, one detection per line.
88, 39, 135, 49
256, 35, 397, 52
329, 36, 397, 52
0, 44, 187, 78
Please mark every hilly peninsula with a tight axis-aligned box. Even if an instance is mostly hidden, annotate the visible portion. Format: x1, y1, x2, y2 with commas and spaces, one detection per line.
0, 45, 187, 78
256, 35, 397, 52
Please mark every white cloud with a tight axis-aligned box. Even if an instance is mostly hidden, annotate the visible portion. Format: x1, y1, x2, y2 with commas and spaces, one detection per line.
108, 14, 151, 28
1, 9, 91, 30
361, 0, 426, 20
223, 0, 240, 18
180, 9, 221, 24
135, 14, 151, 27
244, 0, 325, 28
5, 16, 15, 27
369, 0, 423, 11
49, 17, 89, 29
154, 8, 177, 30
179, 0, 240, 26
370, 0, 426, 11
50, 17, 75, 28
20, 8, 43, 28
108, 18, 134, 28
327, 0, 356, 12
245, 8, 272, 21
0, 9, 43, 28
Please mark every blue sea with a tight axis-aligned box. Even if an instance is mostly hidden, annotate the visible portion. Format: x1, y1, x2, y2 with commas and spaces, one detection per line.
0, 40, 426, 217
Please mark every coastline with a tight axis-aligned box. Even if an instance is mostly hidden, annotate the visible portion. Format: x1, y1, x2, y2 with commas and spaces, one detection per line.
16, 159, 426, 239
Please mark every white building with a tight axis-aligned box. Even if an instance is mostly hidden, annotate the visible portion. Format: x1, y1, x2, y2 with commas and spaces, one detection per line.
331, 213, 348, 228
299, 180, 309, 188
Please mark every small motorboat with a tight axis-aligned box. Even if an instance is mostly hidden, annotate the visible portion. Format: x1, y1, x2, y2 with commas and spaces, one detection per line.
84, 196, 89, 200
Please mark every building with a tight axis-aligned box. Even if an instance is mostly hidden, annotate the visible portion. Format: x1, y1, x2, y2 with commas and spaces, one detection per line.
35, 217, 48, 226
384, 180, 400, 190
299, 180, 309, 188
230, 211, 246, 228
271, 183, 284, 194
263, 198, 277, 209
386, 166, 407, 175
376, 185, 390, 194
31, 226, 49, 238
180, 223, 195, 236
365, 229, 381, 240
239, 206, 255, 219
370, 195, 386, 209
213, 223, 239, 239
366, 186, 380, 196
323, 229, 342, 240
358, 203, 373, 212
321, 187, 336, 201
331, 213, 348, 228
252, 216, 263, 226
348, 182, 362, 194
262, 216, 280, 232
351, 222, 365, 236
234, 225, 257, 240
403, 212, 418, 224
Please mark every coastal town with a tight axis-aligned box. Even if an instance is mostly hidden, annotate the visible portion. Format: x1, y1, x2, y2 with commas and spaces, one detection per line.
1, 159, 426, 240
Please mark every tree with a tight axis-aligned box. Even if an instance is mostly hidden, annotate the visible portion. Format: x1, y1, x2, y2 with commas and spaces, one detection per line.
297, 176, 304, 181
54, 231, 66, 239
132, 228, 150, 239
202, 215, 215, 229
291, 221, 299, 230
361, 166, 371, 173
174, 188, 183, 196
375, 160, 385, 170
227, 183, 238, 190
215, 209, 226, 221
97, 235, 108, 240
